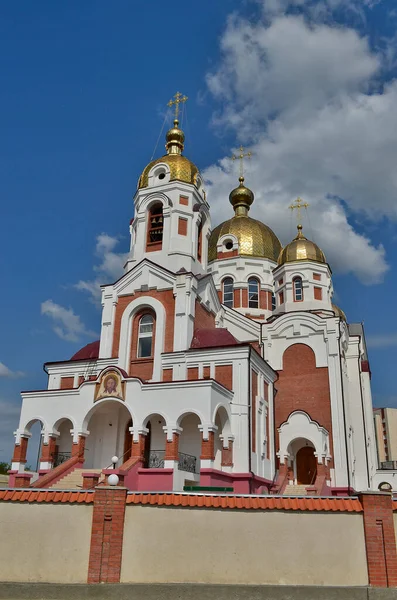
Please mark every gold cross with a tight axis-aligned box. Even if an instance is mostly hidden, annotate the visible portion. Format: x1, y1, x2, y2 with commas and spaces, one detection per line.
167, 91, 188, 120
231, 145, 252, 178
289, 196, 309, 225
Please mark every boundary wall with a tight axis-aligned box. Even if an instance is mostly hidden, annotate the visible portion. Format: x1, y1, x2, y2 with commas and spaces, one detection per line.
0, 488, 396, 588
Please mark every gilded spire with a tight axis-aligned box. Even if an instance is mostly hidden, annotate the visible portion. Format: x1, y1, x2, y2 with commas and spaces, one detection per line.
165, 92, 188, 155
229, 146, 254, 216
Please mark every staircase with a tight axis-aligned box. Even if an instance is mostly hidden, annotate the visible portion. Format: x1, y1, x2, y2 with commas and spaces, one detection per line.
283, 484, 308, 496
50, 468, 104, 489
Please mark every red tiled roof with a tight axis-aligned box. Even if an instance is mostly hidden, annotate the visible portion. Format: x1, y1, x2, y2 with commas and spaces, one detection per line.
70, 340, 100, 361
0, 490, 94, 503
126, 493, 363, 512
190, 328, 239, 349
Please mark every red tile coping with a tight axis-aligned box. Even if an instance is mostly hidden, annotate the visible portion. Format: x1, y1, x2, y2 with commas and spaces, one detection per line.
126, 493, 363, 512
0, 489, 363, 511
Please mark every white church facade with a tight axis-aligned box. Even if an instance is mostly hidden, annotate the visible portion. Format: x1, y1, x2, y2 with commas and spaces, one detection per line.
9, 100, 395, 495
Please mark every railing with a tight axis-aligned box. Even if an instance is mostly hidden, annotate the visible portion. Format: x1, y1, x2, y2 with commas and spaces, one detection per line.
178, 452, 197, 474
52, 452, 71, 468
147, 450, 165, 469
380, 461, 397, 470
147, 450, 197, 474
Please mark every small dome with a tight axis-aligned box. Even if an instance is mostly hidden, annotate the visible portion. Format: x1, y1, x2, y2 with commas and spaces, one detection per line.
229, 176, 254, 213
209, 216, 282, 262
138, 118, 200, 189
332, 303, 347, 322
278, 225, 326, 265
70, 340, 100, 361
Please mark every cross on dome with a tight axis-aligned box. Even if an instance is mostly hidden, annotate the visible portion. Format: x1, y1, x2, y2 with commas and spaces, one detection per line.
231, 145, 252, 179
167, 91, 188, 121
289, 196, 309, 228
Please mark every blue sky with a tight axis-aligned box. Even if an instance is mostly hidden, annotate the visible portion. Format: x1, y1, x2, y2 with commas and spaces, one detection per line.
1, 0, 397, 464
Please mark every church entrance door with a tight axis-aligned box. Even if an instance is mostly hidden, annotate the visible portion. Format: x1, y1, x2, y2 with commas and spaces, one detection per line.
296, 446, 317, 485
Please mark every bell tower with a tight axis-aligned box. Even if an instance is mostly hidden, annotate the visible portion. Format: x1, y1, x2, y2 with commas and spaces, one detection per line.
125, 93, 210, 275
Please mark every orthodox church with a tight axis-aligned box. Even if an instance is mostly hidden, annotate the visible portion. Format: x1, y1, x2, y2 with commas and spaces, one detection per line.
9, 94, 393, 495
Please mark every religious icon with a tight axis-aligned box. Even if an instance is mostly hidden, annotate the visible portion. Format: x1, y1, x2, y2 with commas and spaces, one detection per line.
95, 370, 125, 402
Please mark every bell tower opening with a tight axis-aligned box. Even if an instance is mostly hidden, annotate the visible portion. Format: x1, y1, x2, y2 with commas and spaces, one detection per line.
146, 203, 163, 252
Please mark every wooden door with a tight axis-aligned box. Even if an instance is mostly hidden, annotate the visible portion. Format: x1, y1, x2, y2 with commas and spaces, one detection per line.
296, 446, 317, 485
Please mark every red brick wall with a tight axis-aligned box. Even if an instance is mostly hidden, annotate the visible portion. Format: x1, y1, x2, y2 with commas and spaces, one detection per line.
215, 365, 233, 391
87, 487, 127, 583
275, 344, 334, 464
203, 366, 211, 379
130, 359, 154, 381
252, 370, 258, 453
60, 377, 74, 390
360, 493, 397, 587
234, 289, 241, 308
111, 290, 175, 358
162, 368, 173, 382
178, 217, 188, 236
165, 433, 179, 461
194, 300, 216, 330
314, 287, 322, 300
188, 367, 199, 380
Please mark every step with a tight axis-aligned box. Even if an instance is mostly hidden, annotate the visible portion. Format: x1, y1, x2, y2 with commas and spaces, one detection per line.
284, 484, 308, 496
50, 468, 104, 489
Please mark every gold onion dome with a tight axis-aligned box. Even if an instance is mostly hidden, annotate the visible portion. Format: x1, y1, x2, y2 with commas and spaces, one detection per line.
208, 176, 282, 262
332, 303, 347, 322
277, 224, 326, 265
138, 119, 199, 189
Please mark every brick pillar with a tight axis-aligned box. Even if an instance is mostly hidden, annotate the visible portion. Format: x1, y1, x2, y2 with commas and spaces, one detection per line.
82, 473, 101, 489
200, 431, 215, 461
360, 492, 397, 588
40, 435, 57, 464
71, 435, 86, 461
14, 473, 33, 488
221, 440, 234, 467
131, 434, 146, 462
165, 432, 179, 461
87, 486, 127, 584
12, 437, 29, 465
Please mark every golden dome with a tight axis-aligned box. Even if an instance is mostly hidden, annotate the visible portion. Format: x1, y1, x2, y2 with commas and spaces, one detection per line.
208, 177, 281, 262
332, 303, 347, 322
138, 118, 199, 189
278, 225, 326, 265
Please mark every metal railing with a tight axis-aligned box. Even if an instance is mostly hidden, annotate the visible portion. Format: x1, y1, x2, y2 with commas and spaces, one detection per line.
52, 452, 71, 468
380, 461, 397, 470
147, 450, 197, 474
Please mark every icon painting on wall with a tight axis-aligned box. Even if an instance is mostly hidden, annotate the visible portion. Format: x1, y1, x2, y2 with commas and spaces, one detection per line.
95, 370, 125, 402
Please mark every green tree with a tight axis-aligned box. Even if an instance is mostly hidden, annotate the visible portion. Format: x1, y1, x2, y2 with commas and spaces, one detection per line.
0, 462, 11, 475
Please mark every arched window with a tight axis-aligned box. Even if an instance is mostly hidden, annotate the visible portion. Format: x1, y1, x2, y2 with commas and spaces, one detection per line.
271, 292, 276, 311
146, 203, 163, 252
248, 278, 259, 308
293, 277, 303, 302
197, 220, 203, 263
137, 314, 154, 358
222, 278, 234, 308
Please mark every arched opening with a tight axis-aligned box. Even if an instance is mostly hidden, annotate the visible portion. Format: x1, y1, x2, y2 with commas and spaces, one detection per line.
123, 418, 133, 461
84, 401, 132, 470
293, 277, 303, 302
288, 438, 317, 485
137, 314, 154, 358
143, 414, 167, 468
178, 413, 201, 475
248, 277, 260, 309
130, 309, 156, 380
53, 418, 74, 467
213, 406, 231, 470
197, 220, 203, 263
24, 419, 44, 473
146, 202, 163, 252
222, 277, 234, 308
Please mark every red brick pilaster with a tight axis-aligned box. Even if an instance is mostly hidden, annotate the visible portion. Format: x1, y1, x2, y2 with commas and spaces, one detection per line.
71, 435, 86, 461
14, 473, 33, 488
87, 486, 127, 584
360, 492, 397, 588
200, 431, 215, 461
82, 473, 101, 489
221, 440, 234, 467
165, 433, 179, 461
40, 435, 57, 463
131, 434, 146, 461
12, 437, 29, 464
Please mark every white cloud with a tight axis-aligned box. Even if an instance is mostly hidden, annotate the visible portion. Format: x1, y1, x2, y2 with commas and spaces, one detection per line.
366, 333, 397, 349
203, 6, 394, 283
41, 300, 97, 342
75, 234, 128, 304
0, 363, 24, 379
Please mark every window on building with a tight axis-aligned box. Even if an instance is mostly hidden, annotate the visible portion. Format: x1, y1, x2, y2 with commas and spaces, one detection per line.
197, 220, 203, 262
137, 314, 154, 358
293, 277, 303, 302
272, 292, 276, 311
146, 203, 163, 251
222, 278, 234, 308
248, 277, 259, 308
